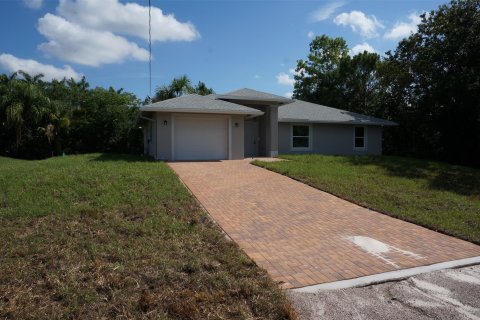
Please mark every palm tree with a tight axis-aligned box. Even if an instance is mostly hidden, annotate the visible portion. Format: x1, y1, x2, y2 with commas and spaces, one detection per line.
151, 76, 214, 103
170, 75, 193, 97
18, 70, 44, 86
0, 72, 50, 152
152, 85, 174, 103
39, 100, 70, 155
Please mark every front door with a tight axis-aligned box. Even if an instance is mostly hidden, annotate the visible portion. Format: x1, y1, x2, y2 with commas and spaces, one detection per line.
244, 119, 259, 157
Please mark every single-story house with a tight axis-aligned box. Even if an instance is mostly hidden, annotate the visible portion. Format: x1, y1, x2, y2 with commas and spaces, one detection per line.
139, 88, 396, 161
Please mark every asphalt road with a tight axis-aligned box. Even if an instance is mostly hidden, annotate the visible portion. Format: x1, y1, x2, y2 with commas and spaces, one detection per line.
289, 265, 480, 320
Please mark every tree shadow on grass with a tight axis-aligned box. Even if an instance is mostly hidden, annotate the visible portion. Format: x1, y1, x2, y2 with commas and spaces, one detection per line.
430, 170, 480, 198
345, 155, 480, 197
89, 153, 155, 163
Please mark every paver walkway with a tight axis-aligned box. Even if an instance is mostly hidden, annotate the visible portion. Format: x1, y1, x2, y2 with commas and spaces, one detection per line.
169, 160, 480, 289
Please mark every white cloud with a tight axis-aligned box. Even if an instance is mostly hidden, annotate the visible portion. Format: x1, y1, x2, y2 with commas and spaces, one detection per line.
37, 13, 149, 67
310, 1, 345, 22
276, 72, 295, 86
253, 74, 261, 79
350, 42, 376, 55
384, 13, 422, 40
23, 0, 43, 9
0, 53, 82, 81
307, 31, 315, 38
334, 11, 384, 38
57, 0, 199, 42
284, 92, 293, 99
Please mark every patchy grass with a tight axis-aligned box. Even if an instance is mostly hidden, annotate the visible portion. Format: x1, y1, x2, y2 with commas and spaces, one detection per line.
0, 154, 293, 319
253, 154, 480, 243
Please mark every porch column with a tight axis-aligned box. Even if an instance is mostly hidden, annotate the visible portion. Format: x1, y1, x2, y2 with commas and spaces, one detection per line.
266, 106, 279, 157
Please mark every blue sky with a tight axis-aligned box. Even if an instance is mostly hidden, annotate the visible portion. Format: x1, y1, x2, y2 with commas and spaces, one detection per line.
0, 0, 444, 100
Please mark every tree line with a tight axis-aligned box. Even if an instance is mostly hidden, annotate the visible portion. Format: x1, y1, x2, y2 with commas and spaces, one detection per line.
0, 72, 143, 159
293, 0, 480, 167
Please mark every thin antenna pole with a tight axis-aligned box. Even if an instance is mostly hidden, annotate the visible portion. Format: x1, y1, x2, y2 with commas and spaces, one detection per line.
148, 0, 152, 100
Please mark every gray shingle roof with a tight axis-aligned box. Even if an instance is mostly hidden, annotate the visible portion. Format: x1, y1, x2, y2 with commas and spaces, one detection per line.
279, 100, 397, 126
140, 94, 263, 115
217, 88, 292, 103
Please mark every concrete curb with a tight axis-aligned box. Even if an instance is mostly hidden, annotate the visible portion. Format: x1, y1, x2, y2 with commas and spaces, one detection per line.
292, 256, 480, 293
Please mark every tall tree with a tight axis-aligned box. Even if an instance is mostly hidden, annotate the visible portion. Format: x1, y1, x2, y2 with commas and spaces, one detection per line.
293, 36, 387, 117
340, 52, 383, 116
385, 0, 480, 164
194, 81, 214, 96
293, 35, 349, 108
170, 75, 193, 97
0, 73, 50, 152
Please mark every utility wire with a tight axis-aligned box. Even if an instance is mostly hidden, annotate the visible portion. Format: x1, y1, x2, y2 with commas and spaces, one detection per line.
148, 0, 152, 100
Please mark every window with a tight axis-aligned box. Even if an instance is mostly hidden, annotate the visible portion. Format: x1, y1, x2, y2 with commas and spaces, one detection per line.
292, 125, 311, 150
354, 126, 366, 149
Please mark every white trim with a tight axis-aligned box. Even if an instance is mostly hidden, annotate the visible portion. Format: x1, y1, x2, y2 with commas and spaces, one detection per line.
292, 256, 480, 292
353, 126, 368, 151
291, 123, 312, 151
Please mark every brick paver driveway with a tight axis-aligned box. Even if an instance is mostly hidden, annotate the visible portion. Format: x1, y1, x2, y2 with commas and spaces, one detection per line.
169, 160, 480, 289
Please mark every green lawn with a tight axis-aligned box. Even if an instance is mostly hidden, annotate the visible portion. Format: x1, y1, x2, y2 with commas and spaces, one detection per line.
0, 154, 293, 319
254, 154, 480, 243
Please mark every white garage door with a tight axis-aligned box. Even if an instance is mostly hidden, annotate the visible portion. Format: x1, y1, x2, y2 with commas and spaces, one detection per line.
174, 116, 229, 160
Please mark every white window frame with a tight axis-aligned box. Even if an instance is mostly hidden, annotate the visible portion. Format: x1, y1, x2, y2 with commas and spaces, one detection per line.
291, 124, 312, 151
353, 126, 368, 150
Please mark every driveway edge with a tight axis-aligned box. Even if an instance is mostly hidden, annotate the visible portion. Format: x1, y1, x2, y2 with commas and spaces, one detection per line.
167, 162, 234, 242
292, 256, 480, 293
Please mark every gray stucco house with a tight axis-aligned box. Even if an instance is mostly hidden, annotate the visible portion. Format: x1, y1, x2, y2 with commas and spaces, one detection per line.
140, 88, 396, 161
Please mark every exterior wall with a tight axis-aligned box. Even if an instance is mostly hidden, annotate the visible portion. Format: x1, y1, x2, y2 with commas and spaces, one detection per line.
278, 122, 383, 155
143, 119, 157, 158
143, 122, 151, 156
155, 112, 172, 160
230, 115, 245, 159
150, 116, 383, 160
244, 118, 260, 157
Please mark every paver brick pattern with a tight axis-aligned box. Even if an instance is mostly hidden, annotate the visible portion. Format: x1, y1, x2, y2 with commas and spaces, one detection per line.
169, 160, 480, 289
